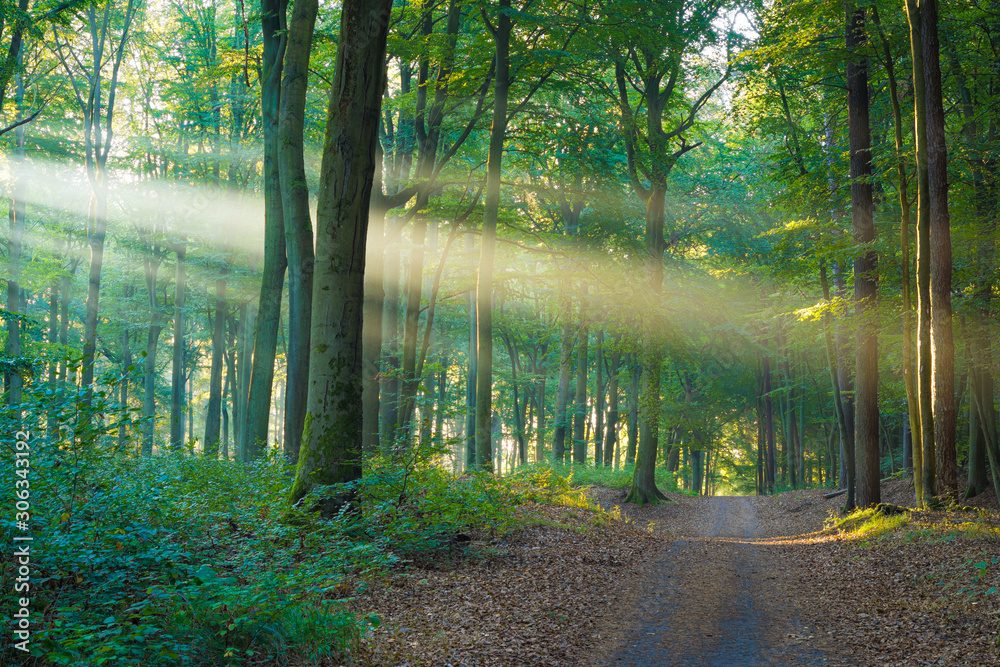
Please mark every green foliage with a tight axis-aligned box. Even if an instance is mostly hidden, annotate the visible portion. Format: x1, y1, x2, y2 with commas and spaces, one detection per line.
511, 462, 688, 496
3, 378, 621, 666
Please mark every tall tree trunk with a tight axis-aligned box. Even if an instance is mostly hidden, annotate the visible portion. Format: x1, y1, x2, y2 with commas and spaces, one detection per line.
626, 358, 640, 465
922, 0, 956, 496
279, 0, 318, 465
594, 329, 605, 467
204, 278, 226, 457
832, 262, 857, 503
244, 0, 289, 460
119, 329, 131, 448
142, 252, 163, 456
626, 184, 668, 505
474, 0, 512, 471
236, 301, 254, 459
290, 0, 392, 502
847, 4, 880, 508
80, 181, 108, 421
502, 334, 527, 464
873, 7, 921, 502
47, 281, 59, 437
534, 353, 546, 462
362, 165, 387, 455
763, 350, 776, 494
222, 338, 234, 459
553, 301, 573, 462
170, 244, 187, 450
604, 349, 620, 467
398, 220, 427, 438
5, 76, 24, 415
465, 233, 477, 469
381, 232, 401, 442
906, 0, 936, 504
572, 302, 589, 465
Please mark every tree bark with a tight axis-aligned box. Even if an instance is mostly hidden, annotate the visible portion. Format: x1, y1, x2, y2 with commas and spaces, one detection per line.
763, 350, 776, 495
921, 0, 956, 496
203, 278, 226, 457
244, 0, 289, 460
473, 0, 512, 471
604, 348, 621, 467
290, 0, 392, 502
5, 84, 24, 416
465, 233, 477, 469
906, 0, 936, 504
279, 0, 318, 465
572, 301, 589, 465
170, 244, 187, 450
141, 247, 163, 456
594, 329, 605, 467
626, 358, 640, 465
626, 184, 668, 505
362, 159, 387, 455
381, 230, 401, 442
847, 4, 880, 508
553, 300, 573, 463
873, 6, 920, 502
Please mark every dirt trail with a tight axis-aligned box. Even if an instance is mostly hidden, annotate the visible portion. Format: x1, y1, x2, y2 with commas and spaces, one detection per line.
591, 494, 841, 667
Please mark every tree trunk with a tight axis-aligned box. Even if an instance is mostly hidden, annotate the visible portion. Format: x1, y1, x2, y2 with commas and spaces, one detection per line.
381, 231, 401, 444
204, 278, 226, 457
170, 244, 187, 450
763, 350, 776, 494
399, 220, 428, 438
604, 349, 621, 467
873, 7, 921, 502
473, 0, 512, 472
847, 3, 880, 508
279, 0, 318, 465
244, 0, 289, 460
502, 334, 527, 464
362, 146, 388, 456
142, 251, 163, 456
80, 182, 108, 421
626, 358, 640, 465
5, 86, 24, 415
553, 302, 573, 463
236, 301, 254, 459
47, 281, 59, 438
921, 0, 956, 496
118, 328, 130, 449
626, 184, 668, 505
465, 233, 477, 470
906, 0, 936, 504
572, 303, 589, 465
290, 0, 392, 502
594, 329, 605, 467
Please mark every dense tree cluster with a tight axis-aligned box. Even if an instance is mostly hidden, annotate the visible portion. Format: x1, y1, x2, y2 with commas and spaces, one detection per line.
3, 0, 999, 509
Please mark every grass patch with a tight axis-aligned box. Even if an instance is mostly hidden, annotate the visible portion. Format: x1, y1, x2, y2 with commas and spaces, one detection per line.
829, 507, 911, 541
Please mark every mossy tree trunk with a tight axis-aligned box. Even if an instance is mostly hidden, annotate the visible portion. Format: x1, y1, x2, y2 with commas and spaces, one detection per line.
290, 0, 392, 503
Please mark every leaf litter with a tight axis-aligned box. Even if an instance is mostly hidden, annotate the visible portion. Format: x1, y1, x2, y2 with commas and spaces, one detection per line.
339, 477, 999, 666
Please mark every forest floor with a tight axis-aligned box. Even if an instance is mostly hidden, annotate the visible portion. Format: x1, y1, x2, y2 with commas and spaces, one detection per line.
349, 478, 1000, 667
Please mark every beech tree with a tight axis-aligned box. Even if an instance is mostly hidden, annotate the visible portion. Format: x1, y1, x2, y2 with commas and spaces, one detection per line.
290, 0, 393, 501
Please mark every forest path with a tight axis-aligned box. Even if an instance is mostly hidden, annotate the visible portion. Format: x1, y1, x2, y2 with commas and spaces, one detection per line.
589, 493, 842, 667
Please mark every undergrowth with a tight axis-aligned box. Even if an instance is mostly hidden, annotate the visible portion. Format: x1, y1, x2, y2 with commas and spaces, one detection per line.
827, 505, 1000, 545
512, 461, 687, 495
1, 378, 602, 666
